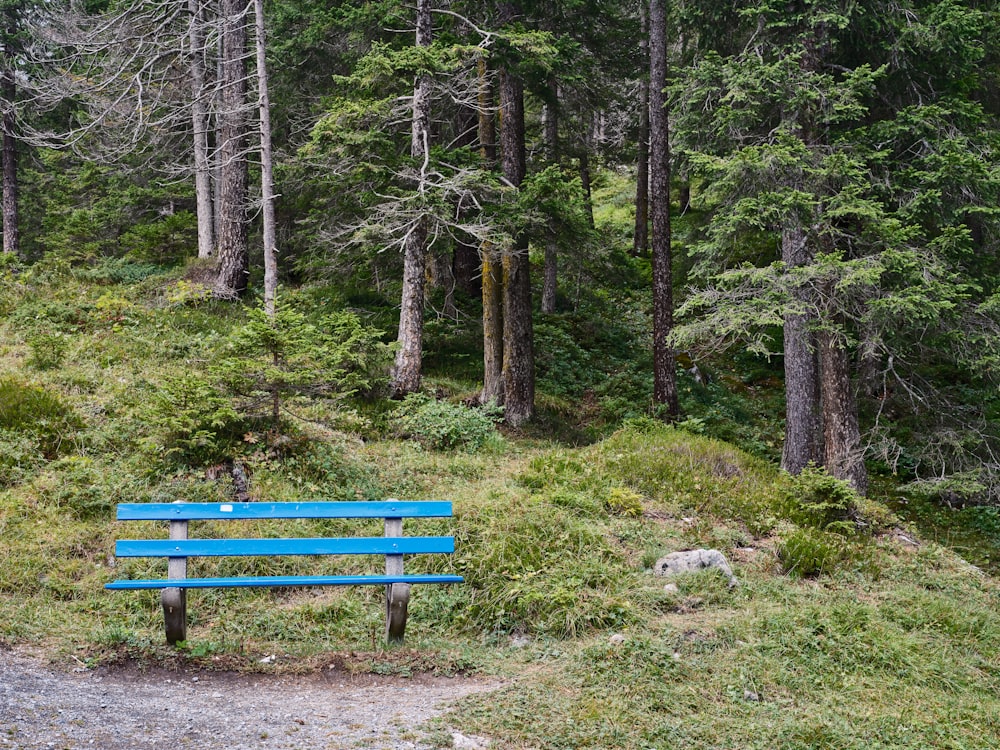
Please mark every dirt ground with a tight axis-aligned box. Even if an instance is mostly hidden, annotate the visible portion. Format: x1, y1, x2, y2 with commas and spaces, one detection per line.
0, 647, 497, 750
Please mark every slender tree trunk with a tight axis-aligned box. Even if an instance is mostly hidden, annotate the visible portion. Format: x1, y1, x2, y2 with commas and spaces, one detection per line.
253, 0, 278, 316
650, 0, 679, 417
214, 0, 250, 298
634, 1, 649, 258
189, 0, 214, 260
819, 326, 867, 494
541, 78, 559, 314
452, 106, 480, 299
579, 148, 595, 229
479, 55, 504, 405
1, 5, 18, 259
498, 5, 534, 427
780, 225, 823, 474
390, 0, 433, 397
1, 69, 17, 259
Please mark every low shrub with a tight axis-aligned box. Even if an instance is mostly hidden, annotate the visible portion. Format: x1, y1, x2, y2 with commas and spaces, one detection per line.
778, 466, 860, 535
0, 377, 82, 458
392, 394, 503, 452
777, 526, 849, 578
26, 332, 69, 371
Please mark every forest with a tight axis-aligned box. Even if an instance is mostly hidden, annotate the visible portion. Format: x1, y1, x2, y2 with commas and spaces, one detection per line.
1, 0, 997, 503
2, 2, 1000, 747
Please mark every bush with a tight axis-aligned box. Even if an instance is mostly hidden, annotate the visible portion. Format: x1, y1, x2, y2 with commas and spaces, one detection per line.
778, 465, 860, 535
139, 373, 244, 466
392, 394, 503, 452
26, 332, 68, 371
0, 378, 82, 458
214, 305, 390, 423
777, 527, 849, 578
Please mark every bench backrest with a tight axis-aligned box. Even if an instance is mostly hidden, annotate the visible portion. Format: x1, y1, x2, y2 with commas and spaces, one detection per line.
114, 500, 455, 560
116, 500, 454, 521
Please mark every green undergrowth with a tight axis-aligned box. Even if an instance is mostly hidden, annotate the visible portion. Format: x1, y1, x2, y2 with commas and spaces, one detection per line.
1, 270, 999, 749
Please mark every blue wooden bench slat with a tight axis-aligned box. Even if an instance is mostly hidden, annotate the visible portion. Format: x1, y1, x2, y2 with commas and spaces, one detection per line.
114, 536, 456, 558
116, 500, 453, 521
106, 574, 465, 590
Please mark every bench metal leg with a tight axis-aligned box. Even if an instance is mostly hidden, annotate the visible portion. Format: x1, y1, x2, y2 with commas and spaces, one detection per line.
161, 587, 187, 644
385, 582, 410, 644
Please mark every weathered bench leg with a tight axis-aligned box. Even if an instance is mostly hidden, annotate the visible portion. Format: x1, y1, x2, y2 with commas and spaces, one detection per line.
385, 582, 411, 644
384, 513, 409, 644
161, 588, 187, 645
164, 509, 188, 645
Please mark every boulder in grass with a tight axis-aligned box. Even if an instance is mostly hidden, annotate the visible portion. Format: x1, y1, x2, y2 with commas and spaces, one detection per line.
653, 549, 739, 588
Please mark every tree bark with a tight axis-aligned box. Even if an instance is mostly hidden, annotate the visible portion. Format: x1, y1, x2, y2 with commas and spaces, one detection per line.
498, 5, 534, 426
214, 0, 250, 298
1, 69, 17, 259
541, 77, 559, 314
189, 0, 214, 260
1, 5, 18, 259
478, 55, 503, 405
390, 0, 433, 397
579, 148, 595, 229
819, 327, 868, 494
633, 0, 649, 258
650, 0, 679, 417
253, 0, 278, 316
780, 225, 823, 474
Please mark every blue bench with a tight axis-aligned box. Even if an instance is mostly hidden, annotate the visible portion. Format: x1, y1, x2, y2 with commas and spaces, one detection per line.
105, 500, 463, 645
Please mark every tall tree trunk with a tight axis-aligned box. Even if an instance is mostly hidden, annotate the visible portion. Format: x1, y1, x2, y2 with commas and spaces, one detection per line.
189, 0, 214, 260
253, 0, 278, 316
1, 5, 18, 259
780, 225, 823, 474
650, 0, 679, 417
479, 55, 504, 405
1, 69, 17, 259
819, 326, 867, 494
541, 77, 559, 314
498, 4, 534, 427
579, 148, 595, 229
634, 1, 649, 258
390, 0, 433, 397
453, 106, 481, 300
214, 0, 250, 298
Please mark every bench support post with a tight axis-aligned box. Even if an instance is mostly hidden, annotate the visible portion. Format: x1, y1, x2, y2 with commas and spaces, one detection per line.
384, 516, 411, 644
162, 515, 188, 645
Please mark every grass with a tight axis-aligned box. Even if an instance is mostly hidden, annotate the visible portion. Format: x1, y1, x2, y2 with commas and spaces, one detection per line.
1, 266, 1000, 748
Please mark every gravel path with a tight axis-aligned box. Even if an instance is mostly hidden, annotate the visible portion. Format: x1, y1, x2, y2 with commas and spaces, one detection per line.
0, 648, 496, 750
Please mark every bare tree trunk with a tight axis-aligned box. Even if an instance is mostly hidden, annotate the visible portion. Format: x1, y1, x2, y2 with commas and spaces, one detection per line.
633, 1, 649, 258
819, 326, 868, 494
781, 225, 823, 474
650, 0, 679, 417
390, 0, 433, 397
213, 0, 249, 298
479, 55, 503, 405
1, 4, 18, 259
253, 0, 278, 316
541, 78, 559, 314
189, 0, 214, 260
1, 69, 17, 258
498, 5, 534, 427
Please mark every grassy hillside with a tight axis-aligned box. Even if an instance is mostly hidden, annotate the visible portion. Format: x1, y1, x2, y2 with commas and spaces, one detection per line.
1, 263, 999, 749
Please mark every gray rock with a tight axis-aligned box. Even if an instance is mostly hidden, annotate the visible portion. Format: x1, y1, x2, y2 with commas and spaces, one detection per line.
653, 549, 739, 588
452, 732, 491, 749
